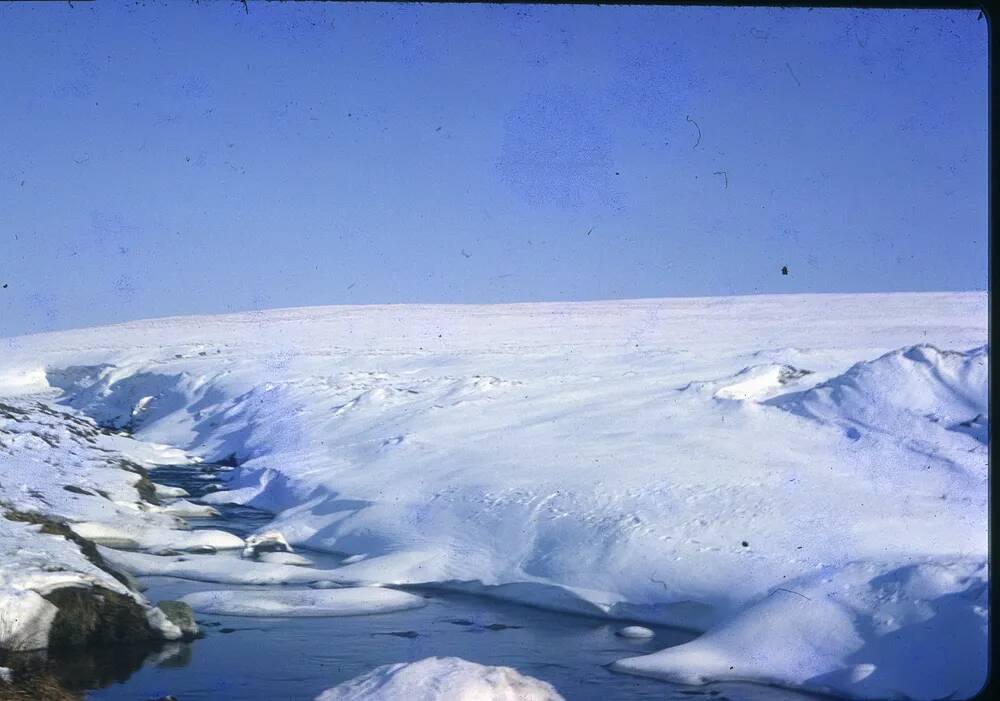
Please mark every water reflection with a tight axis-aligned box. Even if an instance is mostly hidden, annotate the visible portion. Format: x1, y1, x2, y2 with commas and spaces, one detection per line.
0, 640, 192, 694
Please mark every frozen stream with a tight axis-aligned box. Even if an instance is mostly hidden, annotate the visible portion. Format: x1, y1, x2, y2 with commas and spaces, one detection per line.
68, 464, 827, 701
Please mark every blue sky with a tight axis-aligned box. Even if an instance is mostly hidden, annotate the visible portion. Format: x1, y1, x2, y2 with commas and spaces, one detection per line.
0, 3, 988, 337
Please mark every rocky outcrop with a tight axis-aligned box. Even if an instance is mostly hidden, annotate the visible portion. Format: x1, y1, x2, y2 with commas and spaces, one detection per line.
154, 601, 199, 641
42, 586, 154, 649
242, 530, 292, 559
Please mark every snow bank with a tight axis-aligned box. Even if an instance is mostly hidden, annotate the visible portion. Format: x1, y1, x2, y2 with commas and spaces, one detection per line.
71, 521, 244, 553
0, 367, 49, 396
314, 656, 565, 701
0, 397, 214, 650
180, 587, 426, 617
153, 484, 189, 498
1, 292, 988, 697
258, 551, 314, 566
99, 546, 351, 585
152, 498, 220, 517
613, 558, 988, 700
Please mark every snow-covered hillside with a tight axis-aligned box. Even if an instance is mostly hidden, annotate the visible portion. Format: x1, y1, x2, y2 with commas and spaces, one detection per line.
0, 292, 988, 699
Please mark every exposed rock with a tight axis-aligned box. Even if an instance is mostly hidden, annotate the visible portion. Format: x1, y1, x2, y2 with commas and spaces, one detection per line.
483, 623, 522, 631
242, 530, 291, 559
113, 569, 147, 594
132, 477, 160, 506
0, 670, 80, 700
154, 601, 199, 641
42, 585, 154, 649
113, 460, 160, 506
61, 486, 93, 497
187, 545, 216, 555
83, 536, 142, 551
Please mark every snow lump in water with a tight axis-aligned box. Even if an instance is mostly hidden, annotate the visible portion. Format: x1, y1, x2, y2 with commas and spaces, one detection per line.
314, 657, 565, 701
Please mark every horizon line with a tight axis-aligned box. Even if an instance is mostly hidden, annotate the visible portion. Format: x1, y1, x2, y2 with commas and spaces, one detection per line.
4, 288, 987, 343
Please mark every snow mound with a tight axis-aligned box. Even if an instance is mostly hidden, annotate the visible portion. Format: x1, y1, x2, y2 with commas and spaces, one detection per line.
181, 587, 426, 617
314, 656, 565, 701
766, 344, 988, 445
680, 364, 814, 401
613, 558, 987, 700
153, 498, 220, 517
258, 551, 314, 566
153, 483, 189, 498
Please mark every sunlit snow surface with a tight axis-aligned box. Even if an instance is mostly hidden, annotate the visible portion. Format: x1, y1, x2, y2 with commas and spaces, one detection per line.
180, 587, 427, 617
0, 292, 988, 698
314, 656, 565, 701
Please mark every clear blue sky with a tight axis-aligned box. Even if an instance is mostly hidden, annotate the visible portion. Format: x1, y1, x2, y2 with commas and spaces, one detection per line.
0, 2, 988, 337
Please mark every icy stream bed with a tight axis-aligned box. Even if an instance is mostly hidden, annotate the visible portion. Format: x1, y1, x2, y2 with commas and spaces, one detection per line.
71, 464, 824, 701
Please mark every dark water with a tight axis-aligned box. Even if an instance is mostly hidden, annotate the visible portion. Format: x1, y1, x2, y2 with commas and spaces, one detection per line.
69, 465, 825, 701
86, 577, 701, 701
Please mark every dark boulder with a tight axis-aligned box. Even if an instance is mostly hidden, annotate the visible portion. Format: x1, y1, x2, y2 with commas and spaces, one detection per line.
155, 601, 199, 641
42, 585, 153, 649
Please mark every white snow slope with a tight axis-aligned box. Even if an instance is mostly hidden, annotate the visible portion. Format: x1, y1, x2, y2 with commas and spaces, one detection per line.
0, 292, 988, 698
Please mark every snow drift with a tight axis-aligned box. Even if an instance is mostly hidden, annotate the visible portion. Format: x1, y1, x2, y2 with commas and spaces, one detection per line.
766, 343, 988, 449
